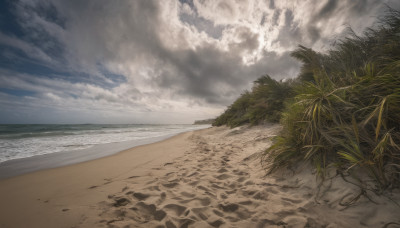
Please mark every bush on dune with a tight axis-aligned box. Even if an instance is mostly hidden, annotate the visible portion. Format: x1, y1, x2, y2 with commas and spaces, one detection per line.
212, 75, 294, 128
264, 9, 400, 190
214, 9, 400, 190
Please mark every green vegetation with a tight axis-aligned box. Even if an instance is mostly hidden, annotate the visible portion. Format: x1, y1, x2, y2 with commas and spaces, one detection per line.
215, 9, 400, 190
213, 75, 295, 127
194, 119, 215, 125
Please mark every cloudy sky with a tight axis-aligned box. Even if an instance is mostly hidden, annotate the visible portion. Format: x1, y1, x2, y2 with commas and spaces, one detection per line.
0, 0, 399, 124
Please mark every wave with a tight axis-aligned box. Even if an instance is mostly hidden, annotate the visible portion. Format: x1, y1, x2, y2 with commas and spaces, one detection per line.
0, 124, 209, 163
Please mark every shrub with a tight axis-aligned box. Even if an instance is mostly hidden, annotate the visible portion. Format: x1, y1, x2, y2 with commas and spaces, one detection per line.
213, 75, 294, 128
263, 9, 400, 190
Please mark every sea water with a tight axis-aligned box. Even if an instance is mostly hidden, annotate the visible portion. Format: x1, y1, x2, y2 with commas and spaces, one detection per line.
0, 124, 209, 163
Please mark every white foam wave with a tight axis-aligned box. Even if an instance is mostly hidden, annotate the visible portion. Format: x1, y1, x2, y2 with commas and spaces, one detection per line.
0, 125, 209, 163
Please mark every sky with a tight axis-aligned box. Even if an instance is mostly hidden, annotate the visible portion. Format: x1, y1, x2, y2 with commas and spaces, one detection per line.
0, 0, 399, 124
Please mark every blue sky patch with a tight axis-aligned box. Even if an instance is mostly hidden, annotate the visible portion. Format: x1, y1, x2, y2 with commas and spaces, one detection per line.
0, 88, 36, 97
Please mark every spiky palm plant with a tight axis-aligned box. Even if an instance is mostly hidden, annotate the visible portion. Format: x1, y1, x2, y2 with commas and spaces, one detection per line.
264, 9, 400, 189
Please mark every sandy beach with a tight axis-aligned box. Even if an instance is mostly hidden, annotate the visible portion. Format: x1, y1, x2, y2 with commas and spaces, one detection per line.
0, 125, 399, 228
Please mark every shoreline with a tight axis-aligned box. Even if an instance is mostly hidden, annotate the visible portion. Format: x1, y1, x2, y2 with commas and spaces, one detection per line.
0, 128, 207, 180
0, 128, 201, 228
0, 125, 399, 228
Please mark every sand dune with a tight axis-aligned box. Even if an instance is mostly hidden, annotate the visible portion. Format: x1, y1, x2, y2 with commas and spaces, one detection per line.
84, 125, 400, 227
0, 125, 399, 228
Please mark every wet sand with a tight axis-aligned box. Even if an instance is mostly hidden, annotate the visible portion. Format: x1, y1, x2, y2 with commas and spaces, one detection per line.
0, 134, 177, 179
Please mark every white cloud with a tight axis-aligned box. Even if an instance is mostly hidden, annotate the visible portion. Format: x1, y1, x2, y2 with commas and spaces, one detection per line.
0, 0, 398, 123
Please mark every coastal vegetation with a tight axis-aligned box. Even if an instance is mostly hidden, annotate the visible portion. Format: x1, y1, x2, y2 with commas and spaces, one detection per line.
213, 75, 295, 127
194, 119, 215, 125
214, 9, 400, 190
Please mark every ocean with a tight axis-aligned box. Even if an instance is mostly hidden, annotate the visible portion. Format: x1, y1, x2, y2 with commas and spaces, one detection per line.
0, 124, 209, 164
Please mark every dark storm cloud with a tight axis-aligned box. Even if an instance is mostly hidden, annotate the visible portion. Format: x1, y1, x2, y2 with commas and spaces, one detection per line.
307, 25, 321, 43
311, 0, 377, 24
1, 0, 400, 123
273, 9, 302, 48
61, 0, 164, 61
150, 29, 263, 104
276, 0, 399, 50
14, 0, 261, 105
284, 9, 294, 27
272, 9, 281, 26
229, 27, 259, 53
269, 0, 275, 10
179, 0, 195, 9
7, 0, 395, 104
349, 0, 373, 15
156, 47, 300, 104
41, 0, 292, 106
260, 13, 267, 26
315, 0, 338, 21
158, 46, 247, 104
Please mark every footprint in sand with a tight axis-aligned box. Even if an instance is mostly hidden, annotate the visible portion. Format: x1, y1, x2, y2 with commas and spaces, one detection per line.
179, 197, 212, 207
186, 171, 199, 177
219, 193, 228, 199
164, 172, 175, 177
252, 190, 269, 201
209, 219, 225, 227
241, 189, 257, 196
211, 183, 226, 190
181, 191, 196, 198
218, 203, 239, 212
155, 192, 167, 205
163, 203, 187, 216
217, 168, 228, 173
129, 201, 167, 222
227, 182, 241, 189
131, 192, 150, 201
233, 169, 249, 176
275, 209, 296, 217
189, 180, 200, 186
238, 200, 253, 206
244, 180, 255, 185
165, 220, 176, 228
167, 218, 195, 228
197, 185, 211, 192
113, 197, 130, 207
128, 175, 140, 179
145, 185, 161, 191
237, 176, 247, 182
162, 182, 179, 188
281, 197, 303, 204
192, 210, 208, 221
215, 173, 231, 180
146, 179, 158, 185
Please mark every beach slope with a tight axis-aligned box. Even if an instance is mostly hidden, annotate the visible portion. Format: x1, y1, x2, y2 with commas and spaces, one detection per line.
0, 125, 399, 228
